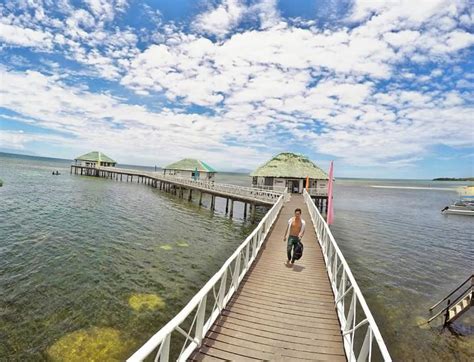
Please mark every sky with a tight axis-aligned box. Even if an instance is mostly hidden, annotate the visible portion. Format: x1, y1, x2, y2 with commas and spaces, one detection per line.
0, 0, 473, 178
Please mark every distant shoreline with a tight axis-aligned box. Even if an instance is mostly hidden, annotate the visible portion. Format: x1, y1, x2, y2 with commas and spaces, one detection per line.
432, 177, 474, 181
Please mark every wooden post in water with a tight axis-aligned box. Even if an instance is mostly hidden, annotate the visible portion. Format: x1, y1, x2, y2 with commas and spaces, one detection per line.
188, 189, 193, 201
251, 203, 256, 223
244, 203, 247, 219
229, 199, 234, 218
199, 191, 203, 206
211, 195, 215, 211
225, 199, 229, 214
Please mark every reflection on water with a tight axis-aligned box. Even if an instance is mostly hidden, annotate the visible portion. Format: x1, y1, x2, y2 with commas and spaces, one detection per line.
332, 179, 473, 361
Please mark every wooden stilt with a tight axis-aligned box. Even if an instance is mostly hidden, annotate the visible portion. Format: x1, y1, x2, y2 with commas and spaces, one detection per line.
229, 199, 234, 218
199, 192, 203, 206
244, 203, 247, 219
188, 189, 193, 201
225, 199, 229, 214
251, 203, 256, 224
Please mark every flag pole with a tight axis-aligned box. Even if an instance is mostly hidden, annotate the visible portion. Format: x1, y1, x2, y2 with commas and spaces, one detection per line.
327, 161, 334, 225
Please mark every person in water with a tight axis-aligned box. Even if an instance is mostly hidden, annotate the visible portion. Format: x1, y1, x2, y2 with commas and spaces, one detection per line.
283, 208, 305, 265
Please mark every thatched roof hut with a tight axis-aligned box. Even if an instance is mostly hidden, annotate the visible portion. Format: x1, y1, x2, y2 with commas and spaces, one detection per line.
251, 153, 328, 194
163, 158, 216, 180
251, 153, 328, 179
74, 151, 116, 167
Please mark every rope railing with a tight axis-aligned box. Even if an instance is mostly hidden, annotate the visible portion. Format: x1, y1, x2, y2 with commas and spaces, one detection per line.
127, 190, 287, 361
303, 189, 391, 362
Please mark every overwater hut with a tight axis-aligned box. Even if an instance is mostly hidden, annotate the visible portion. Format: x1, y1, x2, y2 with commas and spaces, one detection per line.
251, 152, 329, 196
74, 151, 116, 168
163, 158, 216, 180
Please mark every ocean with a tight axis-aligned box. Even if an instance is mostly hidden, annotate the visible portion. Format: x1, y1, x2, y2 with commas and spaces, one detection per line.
0, 153, 472, 361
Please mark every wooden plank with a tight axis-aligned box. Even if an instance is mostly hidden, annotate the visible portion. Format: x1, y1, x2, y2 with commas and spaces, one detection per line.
233, 288, 336, 307
191, 195, 345, 361
224, 305, 340, 328
209, 323, 344, 349
228, 294, 335, 314
218, 310, 342, 336
205, 329, 344, 357
213, 316, 343, 341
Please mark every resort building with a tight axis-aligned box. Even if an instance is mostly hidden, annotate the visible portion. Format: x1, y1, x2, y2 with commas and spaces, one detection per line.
251, 152, 329, 196
74, 151, 117, 168
163, 158, 217, 180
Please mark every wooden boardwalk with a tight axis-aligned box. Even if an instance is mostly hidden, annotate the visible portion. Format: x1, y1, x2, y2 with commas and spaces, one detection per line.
190, 195, 345, 361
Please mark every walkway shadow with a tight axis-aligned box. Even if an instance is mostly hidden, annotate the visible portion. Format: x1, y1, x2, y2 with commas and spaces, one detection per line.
291, 264, 305, 272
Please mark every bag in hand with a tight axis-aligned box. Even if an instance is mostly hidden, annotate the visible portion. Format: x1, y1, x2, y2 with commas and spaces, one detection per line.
293, 240, 304, 260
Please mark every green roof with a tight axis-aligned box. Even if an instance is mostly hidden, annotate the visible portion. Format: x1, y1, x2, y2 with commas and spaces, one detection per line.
164, 158, 217, 173
75, 151, 116, 163
250, 152, 328, 179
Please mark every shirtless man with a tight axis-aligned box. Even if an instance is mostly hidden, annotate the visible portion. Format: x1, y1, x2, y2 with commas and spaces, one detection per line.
283, 208, 305, 265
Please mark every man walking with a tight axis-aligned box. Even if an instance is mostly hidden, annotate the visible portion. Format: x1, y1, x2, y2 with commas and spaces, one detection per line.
283, 208, 305, 265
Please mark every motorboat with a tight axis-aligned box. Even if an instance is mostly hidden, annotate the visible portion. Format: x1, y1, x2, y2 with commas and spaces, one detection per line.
442, 199, 474, 216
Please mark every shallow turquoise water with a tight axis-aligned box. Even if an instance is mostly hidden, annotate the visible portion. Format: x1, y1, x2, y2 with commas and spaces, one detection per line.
0, 153, 472, 361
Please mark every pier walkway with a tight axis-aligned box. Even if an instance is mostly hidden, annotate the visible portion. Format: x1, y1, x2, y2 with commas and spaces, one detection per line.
71, 165, 285, 221
190, 194, 345, 361
128, 190, 391, 362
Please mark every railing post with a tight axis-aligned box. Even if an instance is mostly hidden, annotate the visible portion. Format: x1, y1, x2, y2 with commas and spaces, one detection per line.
217, 270, 227, 311
245, 243, 250, 267
252, 235, 257, 259
195, 296, 207, 346
345, 292, 356, 334
233, 253, 242, 288
357, 327, 373, 362
158, 334, 171, 362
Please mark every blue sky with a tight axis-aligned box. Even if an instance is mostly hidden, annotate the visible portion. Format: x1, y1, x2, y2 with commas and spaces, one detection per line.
0, 0, 473, 178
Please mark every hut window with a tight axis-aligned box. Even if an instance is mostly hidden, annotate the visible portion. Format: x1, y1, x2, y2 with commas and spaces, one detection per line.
264, 177, 274, 186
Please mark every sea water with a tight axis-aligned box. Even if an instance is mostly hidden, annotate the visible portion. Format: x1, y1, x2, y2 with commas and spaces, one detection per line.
0, 153, 472, 360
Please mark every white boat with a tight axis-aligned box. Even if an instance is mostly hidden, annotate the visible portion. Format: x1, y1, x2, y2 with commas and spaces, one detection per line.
442, 200, 474, 216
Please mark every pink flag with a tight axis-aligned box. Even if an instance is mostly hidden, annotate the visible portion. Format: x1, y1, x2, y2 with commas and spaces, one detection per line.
327, 161, 334, 225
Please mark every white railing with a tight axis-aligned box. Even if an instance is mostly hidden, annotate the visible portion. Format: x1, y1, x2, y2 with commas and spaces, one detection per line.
94, 167, 282, 203
303, 189, 391, 362
307, 187, 328, 197
162, 175, 282, 203
251, 184, 288, 193
128, 191, 287, 362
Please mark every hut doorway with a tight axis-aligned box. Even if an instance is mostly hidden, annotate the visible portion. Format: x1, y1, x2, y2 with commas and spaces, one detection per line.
287, 179, 300, 193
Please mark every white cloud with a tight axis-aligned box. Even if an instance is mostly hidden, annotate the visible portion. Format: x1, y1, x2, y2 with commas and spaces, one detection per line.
193, 0, 246, 38
192, 0, 280, 38
0, 22, 54, 49
0, 69, 276, 169
0, 0, 473, 171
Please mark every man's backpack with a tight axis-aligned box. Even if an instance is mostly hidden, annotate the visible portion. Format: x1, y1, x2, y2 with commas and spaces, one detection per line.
293, 240, 304, 260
